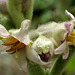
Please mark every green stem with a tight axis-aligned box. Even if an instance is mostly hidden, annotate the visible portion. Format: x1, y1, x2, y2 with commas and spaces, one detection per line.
49, 46, 75, 75
6, 0, 25, 28
24, 0, 34, 20
28, 61, 46, 75
6, 0, 34, 28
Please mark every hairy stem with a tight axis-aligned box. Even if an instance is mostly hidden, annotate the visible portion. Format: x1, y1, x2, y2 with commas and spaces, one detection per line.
6, 0, 25, 28
28, 61, 46, 75
49, 46, 75, 75
24, 0, 34, 20
6, 0, 34, 28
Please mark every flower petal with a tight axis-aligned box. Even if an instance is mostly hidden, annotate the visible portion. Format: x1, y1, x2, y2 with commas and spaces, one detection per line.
26, 46, 53, 68
0, 40, 11, 54
54, 41, 69, 59
65, 10, 74, 20
37, 22, 56, 32
65, 21, 74, 35
54, 41, 67, 54
13, 48, 28, 72
0, 24, 10, 38
65, 22, 71, 35
12, 20, 30, 45
63, 43, 69, 59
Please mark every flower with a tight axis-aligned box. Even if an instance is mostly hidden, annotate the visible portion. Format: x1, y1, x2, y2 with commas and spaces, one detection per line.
0, 10, 75, 72
0, 20, 30, 72
26, 10, 75, 69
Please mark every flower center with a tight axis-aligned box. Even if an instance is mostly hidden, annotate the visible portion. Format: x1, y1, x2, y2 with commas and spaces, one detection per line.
39, 52, 50, 61
66, 32, 75, 43
2, 38, 25, 54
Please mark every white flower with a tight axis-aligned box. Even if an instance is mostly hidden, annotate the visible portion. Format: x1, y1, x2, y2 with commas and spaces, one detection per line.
0, 10, 75, 72
0, 20, 30, 72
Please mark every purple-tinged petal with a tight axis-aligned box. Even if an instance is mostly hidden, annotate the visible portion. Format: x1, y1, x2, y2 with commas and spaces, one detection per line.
12, 20, 30, 45
65, 21, 74, 36
65, 22, 71, 35
65, 10, 74, 20
0, 24, 10, 38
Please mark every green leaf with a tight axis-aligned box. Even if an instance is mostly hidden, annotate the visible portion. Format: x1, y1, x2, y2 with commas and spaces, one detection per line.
6, 0, 25, 28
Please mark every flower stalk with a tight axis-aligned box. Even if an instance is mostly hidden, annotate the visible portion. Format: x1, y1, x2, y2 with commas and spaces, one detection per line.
28, 61, 46, 75
6, 0, 34, 28
24, 0, 34, 20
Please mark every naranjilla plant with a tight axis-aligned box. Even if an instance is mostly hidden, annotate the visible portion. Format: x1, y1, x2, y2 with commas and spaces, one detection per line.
0, 0, 75, 75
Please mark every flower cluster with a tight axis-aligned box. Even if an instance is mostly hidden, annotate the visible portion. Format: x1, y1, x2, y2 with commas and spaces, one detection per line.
0, 10, 75, 72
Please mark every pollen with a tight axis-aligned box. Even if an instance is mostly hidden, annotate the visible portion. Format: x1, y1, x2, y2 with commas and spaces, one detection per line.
2, 38, 25, 54
66, 32, 75, 43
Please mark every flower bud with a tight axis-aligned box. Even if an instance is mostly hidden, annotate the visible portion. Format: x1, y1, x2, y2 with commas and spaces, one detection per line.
32, 36, 54, 58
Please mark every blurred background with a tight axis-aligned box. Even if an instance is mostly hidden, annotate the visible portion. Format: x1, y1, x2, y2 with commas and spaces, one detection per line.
0, 0, 75, 75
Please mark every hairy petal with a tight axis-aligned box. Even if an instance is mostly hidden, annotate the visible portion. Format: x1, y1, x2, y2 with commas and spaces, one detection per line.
37, 22, 56, 32
0, 24, 10, 38
26, 46, 53, 68
12, 20, 30, 45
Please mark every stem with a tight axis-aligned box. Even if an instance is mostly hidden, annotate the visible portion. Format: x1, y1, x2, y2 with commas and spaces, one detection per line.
24, 0, 34, 20
6, 0, 34, 28
6, 0, 25, 28
28, 61, 46, 75
49, 46, 75, 75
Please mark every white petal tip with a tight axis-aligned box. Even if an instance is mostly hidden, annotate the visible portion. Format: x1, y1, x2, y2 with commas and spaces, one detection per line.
22, 20, 31, 25
21, 20, 31, 29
